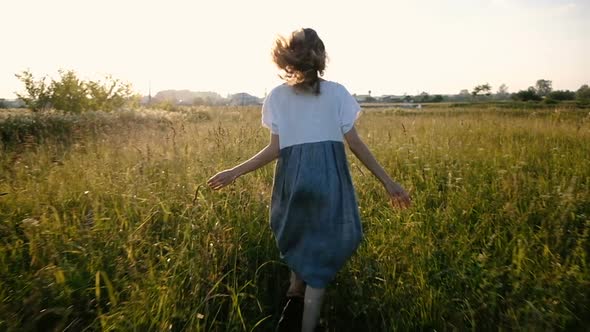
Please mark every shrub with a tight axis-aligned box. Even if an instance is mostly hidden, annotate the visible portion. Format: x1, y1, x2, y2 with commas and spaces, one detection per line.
15, 69, 137, 113
543, 97, 559, 105
15, 71, 52, 111
576, 84, 590, 101
512, 87, 542, 102
548, 90, 576, 101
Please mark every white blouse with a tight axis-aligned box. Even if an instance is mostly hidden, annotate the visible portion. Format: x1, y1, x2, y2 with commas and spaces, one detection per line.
261, 80, 361, 149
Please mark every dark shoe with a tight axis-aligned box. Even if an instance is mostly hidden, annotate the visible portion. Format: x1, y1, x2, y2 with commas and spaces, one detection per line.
276, 297, 304, 332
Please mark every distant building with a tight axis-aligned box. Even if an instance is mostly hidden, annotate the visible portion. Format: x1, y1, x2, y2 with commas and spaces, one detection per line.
377, 95, 404, 103
0, 99, 25, 108
142, 90, 226, 106
354, 94, 371, 102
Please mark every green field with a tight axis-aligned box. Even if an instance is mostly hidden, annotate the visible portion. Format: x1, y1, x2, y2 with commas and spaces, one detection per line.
1, 106, 589, 331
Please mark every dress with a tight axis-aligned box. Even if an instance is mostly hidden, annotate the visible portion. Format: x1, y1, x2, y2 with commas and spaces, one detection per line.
262, 80, 363, 288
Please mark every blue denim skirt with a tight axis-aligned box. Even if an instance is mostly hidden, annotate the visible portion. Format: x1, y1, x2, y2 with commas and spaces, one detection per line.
270, 140, 363, 288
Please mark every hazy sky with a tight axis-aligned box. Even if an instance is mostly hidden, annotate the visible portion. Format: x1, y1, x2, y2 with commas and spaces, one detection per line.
1, 0, 589, 98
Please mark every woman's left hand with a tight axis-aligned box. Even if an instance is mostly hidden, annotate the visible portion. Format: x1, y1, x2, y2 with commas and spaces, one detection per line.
207, 169, 239, 190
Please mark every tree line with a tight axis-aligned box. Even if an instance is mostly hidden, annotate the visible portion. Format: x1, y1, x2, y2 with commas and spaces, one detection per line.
467, 79, 589, 103
356, 79, 589, 105
4, 70, 589, 112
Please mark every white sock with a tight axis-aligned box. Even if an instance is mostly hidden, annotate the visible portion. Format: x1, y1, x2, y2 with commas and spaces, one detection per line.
302, 286, 325, 332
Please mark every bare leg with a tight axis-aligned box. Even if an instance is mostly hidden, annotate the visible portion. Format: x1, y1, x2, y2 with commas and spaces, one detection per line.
277, 272, 306, 331
287, 271, 306, 298
302, 286, 325, 332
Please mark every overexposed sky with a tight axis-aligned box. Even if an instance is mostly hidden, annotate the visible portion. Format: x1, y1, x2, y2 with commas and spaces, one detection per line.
1, 0, 589, 98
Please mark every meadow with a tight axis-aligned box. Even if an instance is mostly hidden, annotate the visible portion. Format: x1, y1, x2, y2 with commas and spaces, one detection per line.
0, 105, 589, 331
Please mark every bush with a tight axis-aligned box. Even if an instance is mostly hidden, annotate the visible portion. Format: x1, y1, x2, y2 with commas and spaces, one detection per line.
548, 90, 575, 101
512, 87, 542, 102
0, 112, 85, 147
431, 95, 444, 103
50, 70, 88, 113
543, 97, 559, 105
576, 84, 590, 101
15, 69, 137, 113
0, 108, 212, 148
15, 71, 51, 111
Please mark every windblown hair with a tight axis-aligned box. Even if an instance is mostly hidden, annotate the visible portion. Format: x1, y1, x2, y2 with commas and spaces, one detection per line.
272, 28, 327, 95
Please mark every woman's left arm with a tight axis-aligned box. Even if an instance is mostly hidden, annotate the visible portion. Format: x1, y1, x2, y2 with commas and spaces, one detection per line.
207, 134, 280, 190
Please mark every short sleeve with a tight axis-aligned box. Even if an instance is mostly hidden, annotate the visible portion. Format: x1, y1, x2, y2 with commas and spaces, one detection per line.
261, 90, 279, 134
339, 85, 361, 134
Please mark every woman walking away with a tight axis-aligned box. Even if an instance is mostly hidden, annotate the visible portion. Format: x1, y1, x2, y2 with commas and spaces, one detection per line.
207, 28, 411, 332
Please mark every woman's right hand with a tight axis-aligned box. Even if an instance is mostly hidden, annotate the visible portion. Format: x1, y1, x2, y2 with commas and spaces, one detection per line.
207, 169, 239, 190
385, 180, 411, 209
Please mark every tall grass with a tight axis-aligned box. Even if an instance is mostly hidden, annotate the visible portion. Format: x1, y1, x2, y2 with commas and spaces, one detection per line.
0, 106, 589, 331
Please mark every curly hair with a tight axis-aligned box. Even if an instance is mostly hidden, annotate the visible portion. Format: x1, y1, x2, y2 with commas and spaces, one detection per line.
272, 28, 327, 95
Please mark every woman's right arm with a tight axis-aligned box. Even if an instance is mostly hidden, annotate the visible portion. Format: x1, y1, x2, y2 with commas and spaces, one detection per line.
207, 134, 280, 190
344, 127, 411, 209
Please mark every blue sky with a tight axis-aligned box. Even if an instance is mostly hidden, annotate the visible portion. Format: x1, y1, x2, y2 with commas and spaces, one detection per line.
1, 0, 588, 98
